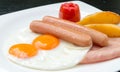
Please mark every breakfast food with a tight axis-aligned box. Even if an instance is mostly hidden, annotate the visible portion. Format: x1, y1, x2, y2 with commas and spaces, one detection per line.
9, 44, 38, 58
85, 24, 120, 37
81, 38, 120, 64
77, 11, 120, 25
59, 2, 80, 22
30, 16, 120, 65
6, 2, 120, 71
8, 28, 91, 70
32, 34, 59, 50
30, 20, 92, 47
43, 16, 108, 46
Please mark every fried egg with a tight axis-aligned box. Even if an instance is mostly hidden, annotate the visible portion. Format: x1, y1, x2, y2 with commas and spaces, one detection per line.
6, 28, 92, 70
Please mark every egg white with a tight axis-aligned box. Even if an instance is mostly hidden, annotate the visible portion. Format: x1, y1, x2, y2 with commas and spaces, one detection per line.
6, 28, 92, 70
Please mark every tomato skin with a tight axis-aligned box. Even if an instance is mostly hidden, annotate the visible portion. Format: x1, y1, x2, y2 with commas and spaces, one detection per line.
59, 2, 80, 22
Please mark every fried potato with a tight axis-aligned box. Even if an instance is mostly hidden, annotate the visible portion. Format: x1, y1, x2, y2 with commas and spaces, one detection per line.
78, 11, 120, 25
85, 24, 120, 37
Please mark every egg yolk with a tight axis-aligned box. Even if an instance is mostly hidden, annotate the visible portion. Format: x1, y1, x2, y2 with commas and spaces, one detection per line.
9, 44, 38, 58
32, 34, 59, 50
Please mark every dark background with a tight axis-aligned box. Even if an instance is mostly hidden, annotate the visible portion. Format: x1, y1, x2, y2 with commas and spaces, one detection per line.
0, 0, 120, 15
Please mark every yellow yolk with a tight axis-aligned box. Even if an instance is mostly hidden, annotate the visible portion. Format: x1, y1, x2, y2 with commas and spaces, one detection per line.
32, 34, 59, 50
9, 44, 38, 58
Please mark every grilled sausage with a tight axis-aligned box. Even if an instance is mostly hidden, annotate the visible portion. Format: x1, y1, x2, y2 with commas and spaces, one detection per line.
30, 20, 92, 47
43, 16, 108, 46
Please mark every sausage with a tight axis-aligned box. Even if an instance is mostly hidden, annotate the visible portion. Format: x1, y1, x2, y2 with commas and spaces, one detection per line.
30, 20, 92, 47
81, 38, 120, 64
43, 16, 108, 46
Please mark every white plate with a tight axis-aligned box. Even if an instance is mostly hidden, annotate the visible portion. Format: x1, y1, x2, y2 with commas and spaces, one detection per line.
0, 1, 120, 72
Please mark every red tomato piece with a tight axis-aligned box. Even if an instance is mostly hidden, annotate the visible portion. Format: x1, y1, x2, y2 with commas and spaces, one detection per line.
59, 2, 80, 22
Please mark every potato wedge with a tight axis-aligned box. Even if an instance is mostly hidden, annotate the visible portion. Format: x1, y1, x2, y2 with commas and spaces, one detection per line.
78, 11, 120, 25
85, 24, 120, 37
